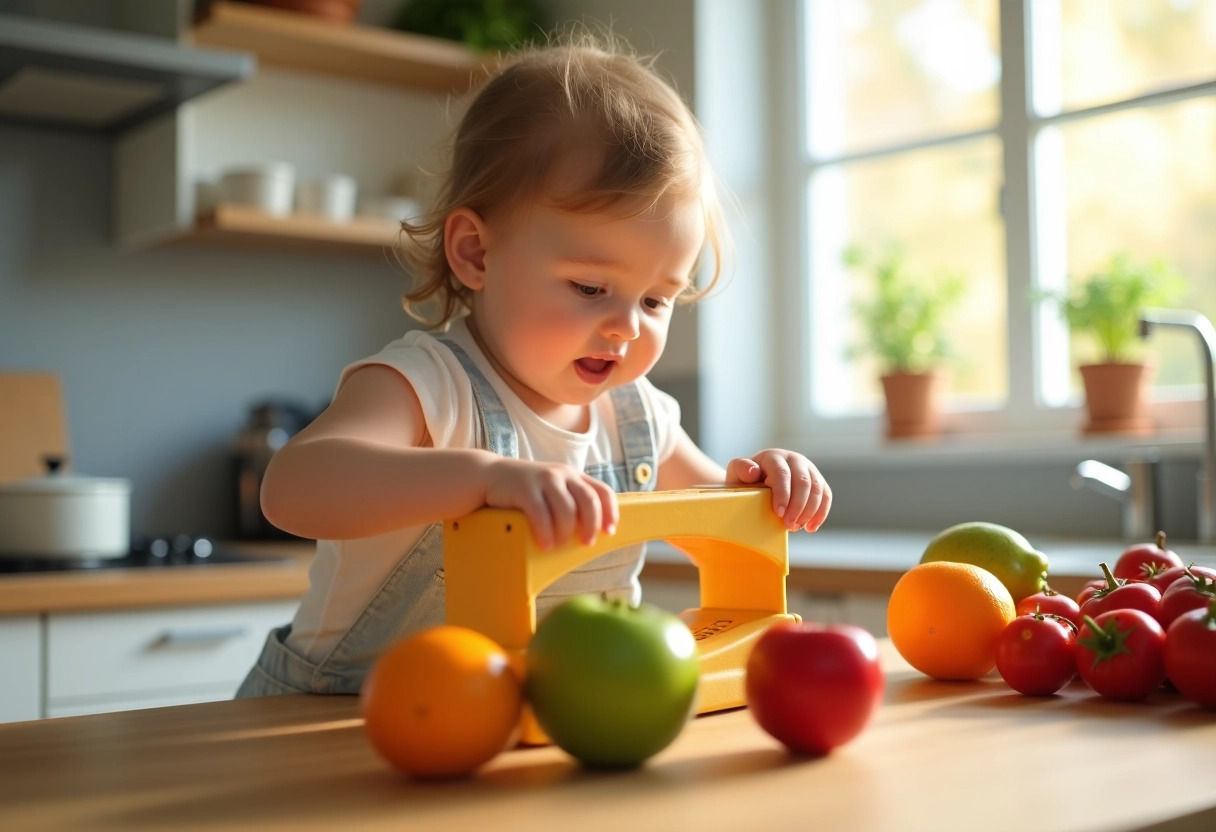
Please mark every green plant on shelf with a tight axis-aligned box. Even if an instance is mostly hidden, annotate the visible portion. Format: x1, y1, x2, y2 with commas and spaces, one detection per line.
392, 0, 548, 52
843, 243, 965, 376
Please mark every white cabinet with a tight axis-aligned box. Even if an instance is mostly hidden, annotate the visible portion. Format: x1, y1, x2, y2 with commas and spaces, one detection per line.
44, 600, 296, 718
0, 616, 42, 723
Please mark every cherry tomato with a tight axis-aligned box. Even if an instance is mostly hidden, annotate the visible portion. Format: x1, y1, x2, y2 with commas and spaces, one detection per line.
995, 612, 1077, 696
1157, 568, 1216, 630
1076, 578, 1107, 607
1148, 563, 1216, 594
1076, 609, 1167, 701
1113, 531, 1183, 582
1080, 562, 1161, 621
1016, 589, 1082, 628
1164, 599, 1216, 708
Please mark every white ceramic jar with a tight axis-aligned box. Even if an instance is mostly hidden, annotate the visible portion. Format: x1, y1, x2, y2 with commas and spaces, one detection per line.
296, 174, 358, 221
0, 468, 131, 559
219, 162, 296, 217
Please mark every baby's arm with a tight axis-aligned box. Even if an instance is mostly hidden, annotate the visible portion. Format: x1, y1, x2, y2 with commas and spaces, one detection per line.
657, 428, 831, 533
259, 365, 617, 548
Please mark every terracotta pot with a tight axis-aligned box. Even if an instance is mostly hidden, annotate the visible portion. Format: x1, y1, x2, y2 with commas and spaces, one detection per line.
880, 371, 944, 440
1079, 362, 1154, 436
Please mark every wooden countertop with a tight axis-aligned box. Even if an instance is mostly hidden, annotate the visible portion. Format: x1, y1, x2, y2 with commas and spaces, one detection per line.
1, 641, 1212, 832
0, 542, 313, 615
7, 529, 1216, 615
646, 530, 1216, 599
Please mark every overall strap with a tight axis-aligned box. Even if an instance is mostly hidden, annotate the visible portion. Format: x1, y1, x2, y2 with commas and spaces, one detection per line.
607, 382, 658, 492
437, 337, 519, 459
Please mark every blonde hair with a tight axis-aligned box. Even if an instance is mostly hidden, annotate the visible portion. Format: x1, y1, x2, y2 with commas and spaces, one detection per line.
396, 30, 730, 327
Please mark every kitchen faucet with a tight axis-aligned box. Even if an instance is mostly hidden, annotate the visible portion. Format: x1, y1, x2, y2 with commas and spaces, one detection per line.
1139, 308, 1216, 543
1069, 457, 1157, 540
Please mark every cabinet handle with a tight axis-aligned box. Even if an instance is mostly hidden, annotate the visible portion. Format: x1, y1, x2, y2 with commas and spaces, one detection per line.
153, 626, 250, 646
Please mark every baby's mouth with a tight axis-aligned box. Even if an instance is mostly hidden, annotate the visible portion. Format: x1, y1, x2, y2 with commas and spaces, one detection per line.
574, 356, 616, 384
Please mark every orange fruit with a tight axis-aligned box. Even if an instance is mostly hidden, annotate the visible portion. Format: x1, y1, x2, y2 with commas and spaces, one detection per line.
886, 561, 1016, 681
360, 625, 523, 778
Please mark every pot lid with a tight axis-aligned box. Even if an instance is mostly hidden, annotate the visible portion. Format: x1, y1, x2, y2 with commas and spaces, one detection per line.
0, 456, 130, 496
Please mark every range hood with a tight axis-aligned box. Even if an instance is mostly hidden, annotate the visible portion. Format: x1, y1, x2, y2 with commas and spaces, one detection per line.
0, 13, 253, 135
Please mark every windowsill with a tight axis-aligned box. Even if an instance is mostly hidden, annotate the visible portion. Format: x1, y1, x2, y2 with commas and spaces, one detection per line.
802, 426, 1203, 468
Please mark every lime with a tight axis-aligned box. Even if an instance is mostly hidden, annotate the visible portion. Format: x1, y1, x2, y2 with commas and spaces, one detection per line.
919, 521, 1049, 603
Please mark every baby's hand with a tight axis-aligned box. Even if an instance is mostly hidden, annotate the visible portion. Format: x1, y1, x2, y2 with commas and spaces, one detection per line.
482, 459, 618, 549
726, 449, 831, 533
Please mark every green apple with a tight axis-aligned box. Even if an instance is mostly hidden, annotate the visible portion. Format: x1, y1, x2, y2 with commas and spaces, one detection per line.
525, 594, 700, 768
920, 521, 1050, 602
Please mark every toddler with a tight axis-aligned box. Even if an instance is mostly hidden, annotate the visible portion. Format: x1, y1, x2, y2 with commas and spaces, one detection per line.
237, 32, 831, 697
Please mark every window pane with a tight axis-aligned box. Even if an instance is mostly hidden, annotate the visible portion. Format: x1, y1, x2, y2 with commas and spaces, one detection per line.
1055, 99, 1216, 391
806, 0, 1000, 157
808, 137, 1006, 416
1037, 0, 1216, 115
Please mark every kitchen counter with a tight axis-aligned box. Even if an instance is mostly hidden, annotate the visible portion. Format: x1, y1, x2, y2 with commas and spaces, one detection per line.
1, 641, 1213, 832
644, 529, 1216, 599
0, 542, 313, 615
6, 529, 1215, 616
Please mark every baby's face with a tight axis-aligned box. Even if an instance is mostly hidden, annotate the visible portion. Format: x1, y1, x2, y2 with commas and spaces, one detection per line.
468, 188, 704, 428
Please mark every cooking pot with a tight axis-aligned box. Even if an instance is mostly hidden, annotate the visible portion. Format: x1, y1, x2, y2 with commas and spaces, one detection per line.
0, 457, 131, 559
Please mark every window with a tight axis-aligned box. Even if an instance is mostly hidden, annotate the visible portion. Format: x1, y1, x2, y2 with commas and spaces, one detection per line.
793, 0, 1216, 439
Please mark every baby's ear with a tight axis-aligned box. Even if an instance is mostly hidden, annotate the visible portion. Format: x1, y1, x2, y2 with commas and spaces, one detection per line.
444, 207, 488, 290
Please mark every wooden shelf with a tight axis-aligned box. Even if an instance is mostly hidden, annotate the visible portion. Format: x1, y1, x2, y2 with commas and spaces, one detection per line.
191, 1, 490, 94
187, 203, 401, 253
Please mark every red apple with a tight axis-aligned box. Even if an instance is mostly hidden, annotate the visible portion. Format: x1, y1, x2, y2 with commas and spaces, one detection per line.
745, 621, 883, 756
1113, 531, 1184, 582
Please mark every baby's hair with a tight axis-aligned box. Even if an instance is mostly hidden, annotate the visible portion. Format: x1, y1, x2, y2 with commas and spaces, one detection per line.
396, 27, 731, 327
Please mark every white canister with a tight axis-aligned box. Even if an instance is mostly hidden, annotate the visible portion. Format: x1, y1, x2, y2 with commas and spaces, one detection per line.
220, 162, 296, 217
296, 174, 358, 222
0, 468, 131, 559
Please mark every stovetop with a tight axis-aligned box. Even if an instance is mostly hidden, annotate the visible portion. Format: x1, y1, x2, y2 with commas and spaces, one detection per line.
0, 535, 290, 574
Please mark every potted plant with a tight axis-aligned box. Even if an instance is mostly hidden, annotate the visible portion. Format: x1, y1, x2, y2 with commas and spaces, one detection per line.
844, 244, 965, 440
1040, 253, 1182, 435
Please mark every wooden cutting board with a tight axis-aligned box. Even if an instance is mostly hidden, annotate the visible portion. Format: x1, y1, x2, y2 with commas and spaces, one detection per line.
0, 373, 69, 483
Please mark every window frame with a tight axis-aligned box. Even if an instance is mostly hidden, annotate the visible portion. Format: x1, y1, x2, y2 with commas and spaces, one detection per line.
773, 0, 1216, 454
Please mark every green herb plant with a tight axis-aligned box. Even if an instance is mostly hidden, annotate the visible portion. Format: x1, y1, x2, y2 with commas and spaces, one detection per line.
393, 0, 548, 53
1039, 254, 1183, 363
844, 244, 965, 375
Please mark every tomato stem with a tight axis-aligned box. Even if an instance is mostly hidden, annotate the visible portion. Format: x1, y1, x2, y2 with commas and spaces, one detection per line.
1155, 530, 1166, 549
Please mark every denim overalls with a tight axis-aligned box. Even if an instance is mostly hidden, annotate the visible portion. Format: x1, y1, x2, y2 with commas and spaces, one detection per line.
235, 339, 657, 697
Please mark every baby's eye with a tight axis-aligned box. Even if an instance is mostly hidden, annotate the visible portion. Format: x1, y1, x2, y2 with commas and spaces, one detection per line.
644, 297, 671, 310
571, 282, 603, 297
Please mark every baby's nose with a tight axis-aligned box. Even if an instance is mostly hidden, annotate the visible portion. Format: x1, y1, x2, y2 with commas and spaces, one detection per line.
601, 304, 640, 340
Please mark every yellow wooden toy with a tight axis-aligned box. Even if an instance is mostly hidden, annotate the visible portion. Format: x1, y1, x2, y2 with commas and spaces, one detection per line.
444, 486, 799, 745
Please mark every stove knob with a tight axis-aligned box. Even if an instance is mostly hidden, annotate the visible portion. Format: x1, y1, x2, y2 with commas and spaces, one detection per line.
192, 537, 214, 559
149, 538, 171, 559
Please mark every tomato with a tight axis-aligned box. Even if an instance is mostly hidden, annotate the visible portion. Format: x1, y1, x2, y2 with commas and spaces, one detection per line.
995, 612, 1077, 696
525, 595, 700, 768
1113, 531, 1183, 582
1157, 568, 1216, 630
1076, 578, 1107, 607
1016, 588, 1082, 628
745, 621, 883, 755
1147, 563, 1216, 594
1076, 609, 1167, 701
1164, 599, 1216, 708
1080, 562, 1161, 621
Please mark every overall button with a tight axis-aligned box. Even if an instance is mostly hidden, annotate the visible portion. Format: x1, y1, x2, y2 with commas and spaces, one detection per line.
633, 462, 653, 485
